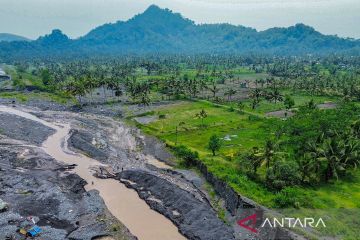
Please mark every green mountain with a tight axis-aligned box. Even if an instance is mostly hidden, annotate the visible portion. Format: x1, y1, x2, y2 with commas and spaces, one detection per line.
0, 33, 30, 42
0, 5, 359, 60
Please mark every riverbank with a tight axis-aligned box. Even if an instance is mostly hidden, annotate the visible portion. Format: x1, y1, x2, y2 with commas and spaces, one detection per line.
0, 111, 134, 240
0, 100, 237, 240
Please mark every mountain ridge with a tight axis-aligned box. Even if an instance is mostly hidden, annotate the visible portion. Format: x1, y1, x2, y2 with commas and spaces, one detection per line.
0, 33, 30, 42
0, 5, 359, 59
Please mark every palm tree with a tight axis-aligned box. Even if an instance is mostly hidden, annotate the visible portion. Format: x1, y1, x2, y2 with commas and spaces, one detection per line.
198, 78, 207, 99
237, 101, 245, 113
195, 109, 208, 127
247, 147, 263, 174
187, 78, 200, 99
318, 133, 359, 181
319, 137, 345, 181
298, 141, 323, 183
249, 88, 262, 109
263, 140, 276, 169
224, 88, 237, 101
351, 120, 360, 138
207, 80, 219, 99
266, 88, 283, 103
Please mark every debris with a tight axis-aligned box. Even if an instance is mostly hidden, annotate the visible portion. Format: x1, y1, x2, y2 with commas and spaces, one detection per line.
27, 225, 42, 237
5, 236, 16, 240
223, 135, 231, 141
55, 164, 77, 171
18, 228, 27, 235
26, 216, 36, 225
93, 166, 116, 179
0, 198, 8, 212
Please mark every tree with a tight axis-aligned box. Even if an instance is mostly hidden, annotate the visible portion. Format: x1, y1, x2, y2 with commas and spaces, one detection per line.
319, 134, 359, 182
251, 98, 260, 110
284, 95, 295, 111
195, 109, 208, 127
246, 147, 263, 174
137, 81, 151, 106
187, 78, 200, 99
207, 80, 219, 99
307, 99, 317, 110
237, 101, 245, 113
249, 88, 262, 109
263, 140, 276, 169
84, 74, 98, 103
224, 88, 237, 101
208, 134, 222, 156
62, 77, 86, 105
40, 69, 52, 86
298, 141, 323, 183
265, 88, 283, 103
266, 161, 301, 190
351, 120, 360, 138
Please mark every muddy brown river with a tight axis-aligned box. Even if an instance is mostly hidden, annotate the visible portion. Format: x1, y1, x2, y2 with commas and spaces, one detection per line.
0, 106, 186, 240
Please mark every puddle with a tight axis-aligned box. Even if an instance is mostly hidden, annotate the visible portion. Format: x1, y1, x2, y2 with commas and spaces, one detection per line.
146, 155, 173, 169
94, 237, 116, 240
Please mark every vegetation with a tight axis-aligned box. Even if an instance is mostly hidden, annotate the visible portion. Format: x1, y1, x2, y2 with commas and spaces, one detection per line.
1, 52, 360, 239
1, 5, 360, 61
208, 134, 222, 156
140, 101, 360, 239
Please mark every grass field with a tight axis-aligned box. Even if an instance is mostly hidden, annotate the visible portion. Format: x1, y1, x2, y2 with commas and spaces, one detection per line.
237, 91, 340, 114
0, 91, 73, 104
136, 99, 360, 239
0, 65, 74, 104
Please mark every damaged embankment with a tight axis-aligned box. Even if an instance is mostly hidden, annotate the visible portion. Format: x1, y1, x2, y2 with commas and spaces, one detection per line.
0, 106, 185, 240
178, 151, 304, 240
117, 170, 235, 240
66, 115, 237, 239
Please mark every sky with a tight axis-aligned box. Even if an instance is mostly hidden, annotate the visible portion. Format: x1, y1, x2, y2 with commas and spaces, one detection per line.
0, 0, 359, 40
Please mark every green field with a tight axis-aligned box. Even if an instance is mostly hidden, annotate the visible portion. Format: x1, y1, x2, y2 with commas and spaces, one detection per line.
238, 91, 340, 114
136, 99, 360, 239
0, 65, 74, 104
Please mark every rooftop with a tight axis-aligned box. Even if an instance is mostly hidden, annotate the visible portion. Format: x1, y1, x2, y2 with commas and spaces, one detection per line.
0, 68, 6, 76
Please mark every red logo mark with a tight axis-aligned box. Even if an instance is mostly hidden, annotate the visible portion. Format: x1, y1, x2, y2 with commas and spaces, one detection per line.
237, 214, 257, 233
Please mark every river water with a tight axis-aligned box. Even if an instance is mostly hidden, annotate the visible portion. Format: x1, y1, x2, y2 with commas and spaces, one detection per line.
0, 105, 186, 240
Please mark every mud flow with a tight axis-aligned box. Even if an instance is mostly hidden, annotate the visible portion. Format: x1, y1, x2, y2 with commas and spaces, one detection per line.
0, 105, 185, 240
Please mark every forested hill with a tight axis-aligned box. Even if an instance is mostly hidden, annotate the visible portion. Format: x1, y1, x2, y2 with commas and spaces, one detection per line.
1, 5, 359, 60
0, 33, 30, 42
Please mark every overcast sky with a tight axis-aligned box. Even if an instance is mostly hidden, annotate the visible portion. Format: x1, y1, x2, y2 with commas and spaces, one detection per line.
0, 0, 359, 40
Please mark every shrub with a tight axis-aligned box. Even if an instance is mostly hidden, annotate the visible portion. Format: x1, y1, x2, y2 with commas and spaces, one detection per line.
266, 161, 301, 190
248, 115, 261, 122
173, 145, 199, 167
274, 187, 314, 208
274, 187, 301, 208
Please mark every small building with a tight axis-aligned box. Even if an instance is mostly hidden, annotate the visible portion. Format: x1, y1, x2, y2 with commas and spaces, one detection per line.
0, 68, 11, 81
